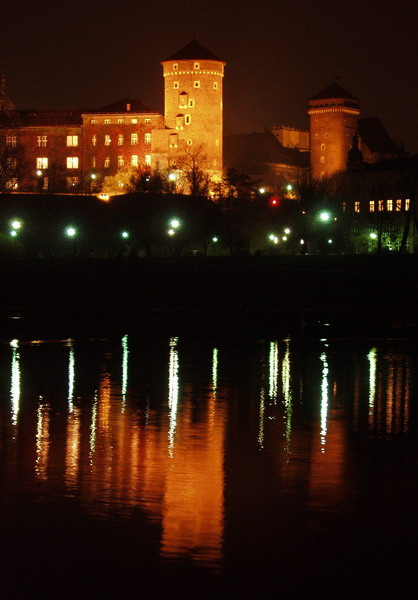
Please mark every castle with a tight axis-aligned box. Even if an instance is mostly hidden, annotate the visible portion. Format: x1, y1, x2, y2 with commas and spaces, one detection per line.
0, 41, 403, 195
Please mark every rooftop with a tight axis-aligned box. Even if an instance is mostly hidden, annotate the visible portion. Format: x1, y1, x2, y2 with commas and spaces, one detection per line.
164, 39, 224, 62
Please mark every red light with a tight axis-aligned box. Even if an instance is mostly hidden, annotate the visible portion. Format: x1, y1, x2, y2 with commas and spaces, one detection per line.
269, 195, 280, 207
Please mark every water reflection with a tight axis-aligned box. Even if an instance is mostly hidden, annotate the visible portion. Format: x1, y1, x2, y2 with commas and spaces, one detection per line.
0, 333, 417, 578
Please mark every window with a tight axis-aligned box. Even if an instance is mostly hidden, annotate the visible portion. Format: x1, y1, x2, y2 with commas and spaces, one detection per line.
173, 63, 178, 70
320, 156, 325, 163
387, 199, 393, 211
66, 157, 79, 169
104, 156, 110, 168
321, 143, 326, 150
173, 82, 179, 89
131, 155, 138, 167
189, 99, 195, 108
6, 157, 17, 169
176, 115, 184, 130
194, 62, 200, 69
118, 134, 123, 146
118, 155, 124, 167
104, 135, 111, 146
314, 133, 319, 139
369, 200, 375, 212
118, 118, 124, 124
36, 157, 48, 169
92, 135, 97, 146
130, 118, 138, 124
66, 176, 79, 188
193, 81, 200, 88
92, 157, 96, 168
378, 200, 384, 211
396, 199, 402, 211
179, 92, 188, 107
405, 199, 410, 211
354, 201, 360, 213
37, 135, 47, 147
6, 178, 18, 190
6, 136, 17, 147
144, 118, 151, 124
90, 119, 97, 124
185, 115, 191, 125
144, 133, 151, 145
187, 139, 193, 146
213, 81, 218, 89
66, 135, 78, 147
145, 154, 151, 167
104, 119, 111, 124
169, 134, 178, 148
131, 133, 138, 145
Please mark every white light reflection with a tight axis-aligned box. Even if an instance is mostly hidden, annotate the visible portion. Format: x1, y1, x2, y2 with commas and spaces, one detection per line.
68, 342, 75, 413
121, 334, 129, 412
89, 391, 98, 465
258, 387, 265, 449
368, 348, 377, 429
269, 341, 279, 403
168, 337, 179, 457
319, 351, 329, 451
10, 339, 20, 425
282, 338, 292, 453
212, 347, 218, 397
35, 398, 50, 480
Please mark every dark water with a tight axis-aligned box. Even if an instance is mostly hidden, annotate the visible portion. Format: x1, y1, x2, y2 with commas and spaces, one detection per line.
1, 328, 418, 599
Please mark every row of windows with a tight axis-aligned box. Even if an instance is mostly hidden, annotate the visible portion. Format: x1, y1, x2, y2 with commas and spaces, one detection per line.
172, 62, 201, 70
354, 199, 411, 213
173, 81, 218, 89
91, 155, 152, 168
91, 133, 151, 146
89, 117, 151, 125
36, 157, 79, 169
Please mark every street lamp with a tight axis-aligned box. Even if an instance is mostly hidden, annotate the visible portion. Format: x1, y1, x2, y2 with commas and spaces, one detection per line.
65, 226, 77, 238
11, 220, 22, 230
121, 231, 130, 239
319, 211, 331, 222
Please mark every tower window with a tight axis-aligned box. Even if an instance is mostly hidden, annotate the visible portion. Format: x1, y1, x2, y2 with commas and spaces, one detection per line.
173, 63, 178, 70
321, 143, 325, 150
213, 81, 218, 89
185, 115, 191, 125
189, 99, 195, 108
320, 156, 325, 163
193, 81, 200, 88
194, 62, 200, 69
187, 139, 193, 146
173, 81, 179, 89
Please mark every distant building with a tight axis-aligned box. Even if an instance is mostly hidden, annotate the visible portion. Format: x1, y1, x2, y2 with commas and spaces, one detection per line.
0, 40, 225, 194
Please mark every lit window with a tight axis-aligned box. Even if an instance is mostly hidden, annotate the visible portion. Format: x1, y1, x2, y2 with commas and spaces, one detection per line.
179, 92, 188, 107
321, 143, 325, 151
92, 135, 97, 146
6, 136, 17, 147
189, 99, 195, 108
173, 63, 178, 70
396, 199, 402, 211
130, 118, 138, 124
387, 199, 393, 211
67, 135, 78, 147
405, 199, 410, 211
378, 200, 384, 211
92, 157, 96, 168
354, 201, 360, 213
37, 135, 47, 147
6, 178, 18, 190
131, 133, 138, 145
66, 176, 79, 188
194, 62, 200, 70
131, 155, 138, 167
185, 115, 191, 125
213, 81, 218, 89
187, 139, 193, 146
42, 177, 48, 190
90, 119, 97, 124
36, 157, 48, 169
145, 154, 151, 167
104, 156, 110, 168
320, 156, 325, 163
169, 134, 178, 148
144, 133, 151, 145
118, 118, 124, 124
118, 134, 123, 146
144, 118, 151, 124
194, 81, 200, 88
105, 135, 111, 146
173, 82, 179, 89
176, 115, 184, 130
315, 133, 319, 139
118, 155, 124, 167
369, 200, 375, 212
66, 157, 79, 169
6, 157, 17, 169
104, 119, 111, 124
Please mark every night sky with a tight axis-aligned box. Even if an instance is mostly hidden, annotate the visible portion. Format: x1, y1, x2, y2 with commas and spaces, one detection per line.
2, 0, 417, 151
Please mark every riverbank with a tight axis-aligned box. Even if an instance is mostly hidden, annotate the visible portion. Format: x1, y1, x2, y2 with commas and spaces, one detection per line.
1, 254, 417, 337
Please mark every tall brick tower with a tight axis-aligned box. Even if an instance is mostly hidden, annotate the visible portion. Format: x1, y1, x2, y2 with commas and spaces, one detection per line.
308, 82, 360, 180
161, 40, 226, 182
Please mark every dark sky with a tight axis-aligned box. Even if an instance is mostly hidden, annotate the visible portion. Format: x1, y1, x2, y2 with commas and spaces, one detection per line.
2, 0, 417, 151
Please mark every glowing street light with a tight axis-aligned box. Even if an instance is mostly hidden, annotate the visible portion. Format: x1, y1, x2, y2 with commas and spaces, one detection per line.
121, 231, 130, 239
259, 187, 266, 194
370, 232, 377, 240
9, 230, 18, 238
284, 227, 291, 234
212, 236, 218, 243
319, 211, 331, 222
11, 220, 22, 230
168, 172, 176, 182
170, 218, 181, 229
167, 228, 176, 236
65, 226, 77, 238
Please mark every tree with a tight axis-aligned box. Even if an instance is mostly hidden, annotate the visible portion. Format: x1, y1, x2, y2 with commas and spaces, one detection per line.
174, 143, 211, 197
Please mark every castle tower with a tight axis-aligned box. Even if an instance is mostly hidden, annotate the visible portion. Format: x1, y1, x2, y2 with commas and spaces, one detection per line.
308, 82, 360, 180
161, 40, 226, 182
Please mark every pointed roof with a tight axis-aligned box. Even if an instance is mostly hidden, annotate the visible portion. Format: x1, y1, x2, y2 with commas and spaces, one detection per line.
309, 82, 359, 102
164, 39, 224, 62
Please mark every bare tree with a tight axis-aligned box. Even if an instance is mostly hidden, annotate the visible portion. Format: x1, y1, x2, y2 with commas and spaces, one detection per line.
174, 142, 211, 197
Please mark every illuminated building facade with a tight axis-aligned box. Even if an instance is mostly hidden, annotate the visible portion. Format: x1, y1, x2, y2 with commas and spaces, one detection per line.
0, 40, 225, 194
